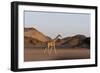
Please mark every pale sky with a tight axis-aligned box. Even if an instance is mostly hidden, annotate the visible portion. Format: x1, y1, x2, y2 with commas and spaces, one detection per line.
24, 11, 90, 38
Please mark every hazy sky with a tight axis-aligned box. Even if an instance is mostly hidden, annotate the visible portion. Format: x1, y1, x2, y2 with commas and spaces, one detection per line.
24, 11, 90, 38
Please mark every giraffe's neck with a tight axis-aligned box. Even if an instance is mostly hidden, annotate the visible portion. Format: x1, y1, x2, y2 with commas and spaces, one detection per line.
53, 35, 61, 41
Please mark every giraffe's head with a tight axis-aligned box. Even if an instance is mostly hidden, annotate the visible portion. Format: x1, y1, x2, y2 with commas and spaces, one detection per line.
57, 34, 62, 38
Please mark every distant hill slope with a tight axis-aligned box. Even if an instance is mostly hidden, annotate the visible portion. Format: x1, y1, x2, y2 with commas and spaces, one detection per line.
24, 27, 51, 42
56, 35, 90, 48
24, 27, 51, 47
61, 35, 86, 46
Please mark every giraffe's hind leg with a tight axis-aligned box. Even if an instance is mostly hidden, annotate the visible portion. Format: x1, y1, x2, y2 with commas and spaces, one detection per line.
43, 47, 47, 54
43, 46, 51, 55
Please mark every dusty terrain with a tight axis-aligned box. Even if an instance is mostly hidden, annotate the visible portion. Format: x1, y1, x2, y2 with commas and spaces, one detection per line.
24, 48, 90, 61
24, 27, 90, 62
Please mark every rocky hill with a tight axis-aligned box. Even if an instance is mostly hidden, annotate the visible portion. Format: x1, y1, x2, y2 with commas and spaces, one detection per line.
56, 35, 90, 48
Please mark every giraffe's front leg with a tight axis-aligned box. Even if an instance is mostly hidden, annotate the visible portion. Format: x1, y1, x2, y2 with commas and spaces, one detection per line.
54, 43, 57, 54
49, 46, 53, 55
48, 47, 51, 56
47, 43, 51, 55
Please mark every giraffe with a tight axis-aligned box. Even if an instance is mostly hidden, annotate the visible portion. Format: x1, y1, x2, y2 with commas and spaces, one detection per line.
44, 34, 62, 55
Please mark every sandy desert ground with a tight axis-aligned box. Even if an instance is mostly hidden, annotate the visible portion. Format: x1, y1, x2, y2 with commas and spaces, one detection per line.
24, 48, 90, 61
